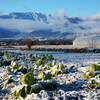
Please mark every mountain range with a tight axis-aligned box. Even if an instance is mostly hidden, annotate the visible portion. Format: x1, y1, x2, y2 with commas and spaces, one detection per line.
0, 11, 100, 40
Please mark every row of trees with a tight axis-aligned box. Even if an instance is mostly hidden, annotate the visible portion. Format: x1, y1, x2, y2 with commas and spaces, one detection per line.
25, 38, 73, 50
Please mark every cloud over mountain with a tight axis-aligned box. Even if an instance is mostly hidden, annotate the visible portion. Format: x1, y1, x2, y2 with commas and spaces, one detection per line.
0, 9, 100, 39
52, 9, 66, 18
0, 19, 51, 32
79, 12, 100, 20
78, 12, 100, 33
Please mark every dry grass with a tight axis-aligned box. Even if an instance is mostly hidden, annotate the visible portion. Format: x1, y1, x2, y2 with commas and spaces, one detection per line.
2, 45, 14, 48
13, 45, 73, 50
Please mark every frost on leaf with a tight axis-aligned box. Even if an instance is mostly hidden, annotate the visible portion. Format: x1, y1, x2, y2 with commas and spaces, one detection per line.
20, 72, 36, 85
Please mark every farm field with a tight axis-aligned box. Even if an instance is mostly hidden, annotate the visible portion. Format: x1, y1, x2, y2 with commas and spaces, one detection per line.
0, 45, 73, 50
0, 0, 100, 99
0, 50, 100, 100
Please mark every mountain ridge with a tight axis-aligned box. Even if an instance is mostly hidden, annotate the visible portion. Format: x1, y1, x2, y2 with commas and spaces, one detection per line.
0, 11, 99, 40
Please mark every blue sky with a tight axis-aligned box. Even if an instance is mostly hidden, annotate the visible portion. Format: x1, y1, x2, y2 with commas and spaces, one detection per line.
0, 0, 100, 16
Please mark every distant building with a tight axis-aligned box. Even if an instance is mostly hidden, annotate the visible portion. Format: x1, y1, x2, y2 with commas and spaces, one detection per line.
0, 42, 7, 46
9, 42, 19, 46
73, 35, 100, 48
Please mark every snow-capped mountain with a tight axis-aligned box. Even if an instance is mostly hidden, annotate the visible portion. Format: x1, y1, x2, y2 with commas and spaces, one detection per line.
0, 12, 81, 23
0, 12, 48, 23
0, 11, 100, 40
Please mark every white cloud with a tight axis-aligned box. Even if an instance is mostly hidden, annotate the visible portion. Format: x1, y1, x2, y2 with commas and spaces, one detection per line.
0, 19, 53, 32
79, 12, 100, 21
0, 9, 67, 33
0, 10, 100, 35
72, 12, 100, 34
55, 9, 66, 17
90, 12, 100, 20
52, 9, 66, 19
0, 12, 10, 16
78, 21, 100, 34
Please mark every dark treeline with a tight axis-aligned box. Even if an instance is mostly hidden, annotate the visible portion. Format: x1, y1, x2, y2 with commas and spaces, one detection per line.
0, 39, 73, 46
32, 40, 73, 45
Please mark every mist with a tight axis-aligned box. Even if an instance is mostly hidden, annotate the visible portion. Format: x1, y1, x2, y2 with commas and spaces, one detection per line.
0, 9, 100, 34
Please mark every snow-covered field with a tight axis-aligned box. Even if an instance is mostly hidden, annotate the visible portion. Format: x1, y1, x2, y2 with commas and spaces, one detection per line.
8, 50, 100, 66
0, 50, 100, 100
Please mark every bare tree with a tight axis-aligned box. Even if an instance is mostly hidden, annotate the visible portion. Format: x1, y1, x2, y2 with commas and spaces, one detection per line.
25, 38, 32, 50
56, 41, 60, 46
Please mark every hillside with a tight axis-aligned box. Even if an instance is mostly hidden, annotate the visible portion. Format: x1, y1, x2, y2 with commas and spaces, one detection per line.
0, 11, 99, 40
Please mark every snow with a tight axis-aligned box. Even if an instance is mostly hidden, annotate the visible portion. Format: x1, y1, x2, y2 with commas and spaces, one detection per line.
1, 51, 100, 100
